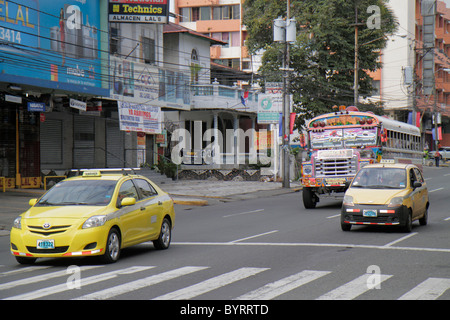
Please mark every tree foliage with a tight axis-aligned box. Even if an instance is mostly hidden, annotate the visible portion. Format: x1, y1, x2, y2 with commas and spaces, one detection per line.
243, 0, 397, 127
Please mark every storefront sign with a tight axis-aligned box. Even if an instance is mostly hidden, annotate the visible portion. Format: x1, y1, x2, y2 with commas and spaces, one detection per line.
70, 99, 87, 111
110, 56, 191, 110
257, 94, 282, 124
21, 177, 41, 188
109, 0, 169, 24
27, 102, 46, 112
118, 101, 161, 134
0, 1, 107, 96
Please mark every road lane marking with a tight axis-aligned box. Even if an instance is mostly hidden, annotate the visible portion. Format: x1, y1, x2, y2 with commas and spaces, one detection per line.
383, 233, 418, 247
327, 214, 341, 219
229, 230, 278, 243
4, 266, 153, 300
152, 267, 269, 300
0, 266, 101, 291
444, 217, 450, 221
75, 266, 208, 300
235, 270, 331, 300
316, 273, 392, 300
223, 209, 264, 218
429, 188, 444, 193
0, 266, 52, 277
398, 278, 450, 300
172, 241, 450, 253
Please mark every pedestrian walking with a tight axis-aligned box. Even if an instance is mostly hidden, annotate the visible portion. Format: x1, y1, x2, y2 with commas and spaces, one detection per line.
435, 150, 441, 167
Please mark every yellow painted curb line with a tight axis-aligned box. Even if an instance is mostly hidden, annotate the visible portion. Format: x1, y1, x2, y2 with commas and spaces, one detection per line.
173, 199, 209, 206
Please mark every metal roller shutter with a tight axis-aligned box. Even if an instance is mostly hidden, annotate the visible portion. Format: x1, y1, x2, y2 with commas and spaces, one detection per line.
40, 119, 62, 165
106, 120, 125, 167
73, 116, 95, 168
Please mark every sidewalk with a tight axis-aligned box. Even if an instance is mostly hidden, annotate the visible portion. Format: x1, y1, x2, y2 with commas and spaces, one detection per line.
0, 179, 302, 233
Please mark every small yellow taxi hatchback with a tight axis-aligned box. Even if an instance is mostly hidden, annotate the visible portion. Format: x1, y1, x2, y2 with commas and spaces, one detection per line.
341, 163, 429, 233
10, 170, 175, 264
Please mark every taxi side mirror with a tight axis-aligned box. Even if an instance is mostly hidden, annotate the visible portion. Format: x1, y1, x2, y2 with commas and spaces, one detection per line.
413, 181, 422, 189
29, 199, 38, 206
120, 197, 136, 207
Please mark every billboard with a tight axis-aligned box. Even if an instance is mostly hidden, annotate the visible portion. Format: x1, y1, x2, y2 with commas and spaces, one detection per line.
110, 56, 191, 111
0, 0, 107, 96
109, 0, 169, 24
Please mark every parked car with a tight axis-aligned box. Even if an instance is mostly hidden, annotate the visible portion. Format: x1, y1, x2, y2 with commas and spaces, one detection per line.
10, 170, 175, 264
341, 163, 429, 233
429, 147, 450, 161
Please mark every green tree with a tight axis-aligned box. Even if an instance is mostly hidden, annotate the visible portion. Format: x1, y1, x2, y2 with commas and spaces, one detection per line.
243, 0, 397, 127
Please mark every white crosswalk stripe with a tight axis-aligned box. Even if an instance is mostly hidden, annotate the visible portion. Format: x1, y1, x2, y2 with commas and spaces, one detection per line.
153, 267, 269, 300
0, 266, 52, 277
316, 273, 393, 300
74, 266, 209, 300
4, 266, 152, 300
1, 265, 449, 300
0, 266, 101, 291
398, 278, 450, 300
235, 270, 331, 300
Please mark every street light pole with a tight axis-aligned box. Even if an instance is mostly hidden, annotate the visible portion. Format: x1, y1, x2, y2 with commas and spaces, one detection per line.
273, 2, 295, 188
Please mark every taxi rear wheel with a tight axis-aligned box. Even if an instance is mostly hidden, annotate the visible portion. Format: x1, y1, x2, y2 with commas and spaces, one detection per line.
153, 218, 171, 250
101, 228, 121, 263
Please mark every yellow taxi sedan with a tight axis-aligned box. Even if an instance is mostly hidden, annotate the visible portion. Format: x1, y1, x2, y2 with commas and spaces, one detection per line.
341, 163, 429, 233
10, 170, 175, 264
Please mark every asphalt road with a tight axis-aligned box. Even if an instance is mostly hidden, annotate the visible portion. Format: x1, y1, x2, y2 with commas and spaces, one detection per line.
0, 166, 449, 310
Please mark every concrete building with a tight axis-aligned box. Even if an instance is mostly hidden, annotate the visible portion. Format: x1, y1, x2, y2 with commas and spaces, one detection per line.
368, 0, 450, 150
173, 0, 260, 74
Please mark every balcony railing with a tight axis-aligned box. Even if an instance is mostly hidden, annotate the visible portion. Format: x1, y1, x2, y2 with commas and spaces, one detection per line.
191, 83, 259, 113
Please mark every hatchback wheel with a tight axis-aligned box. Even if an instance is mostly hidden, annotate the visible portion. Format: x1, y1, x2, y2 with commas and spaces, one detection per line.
403, 210, 413, 233
101, 228, 121, 263
153, 218, 171, 250
419, 208, 428, 226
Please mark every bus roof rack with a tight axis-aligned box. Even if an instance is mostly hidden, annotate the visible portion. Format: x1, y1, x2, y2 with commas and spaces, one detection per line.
70, 168, 141, 176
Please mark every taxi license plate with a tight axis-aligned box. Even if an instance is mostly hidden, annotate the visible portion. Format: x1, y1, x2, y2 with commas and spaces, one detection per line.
363, 210, 377, 217
37, 239, 55, 249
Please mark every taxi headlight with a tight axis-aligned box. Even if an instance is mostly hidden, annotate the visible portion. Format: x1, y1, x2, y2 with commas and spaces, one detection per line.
13, 216, 22, 229
343, 195, 354, 206
83, 215, 106, 229
388, 197, 403, 207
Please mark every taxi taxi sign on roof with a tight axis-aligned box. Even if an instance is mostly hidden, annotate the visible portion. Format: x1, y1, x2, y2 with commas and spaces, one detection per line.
82, 170, 102, 177
72, 168, 140, 176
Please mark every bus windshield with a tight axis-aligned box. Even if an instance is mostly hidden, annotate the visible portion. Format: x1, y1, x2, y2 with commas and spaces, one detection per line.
310, 127, 377, 149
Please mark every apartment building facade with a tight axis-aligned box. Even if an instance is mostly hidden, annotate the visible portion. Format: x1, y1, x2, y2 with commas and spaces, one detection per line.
173, 0, 258, 74
369, 0, 450, 150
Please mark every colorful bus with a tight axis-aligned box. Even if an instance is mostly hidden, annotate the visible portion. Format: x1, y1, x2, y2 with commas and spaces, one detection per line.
301, 106, 422, 209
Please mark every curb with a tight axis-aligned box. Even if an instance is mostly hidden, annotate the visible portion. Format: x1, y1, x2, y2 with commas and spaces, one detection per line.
173, 198, 209, 206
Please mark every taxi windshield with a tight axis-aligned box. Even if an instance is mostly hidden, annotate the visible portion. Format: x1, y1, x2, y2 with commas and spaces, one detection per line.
351, 167, 406, 189
37, 180, 118, 206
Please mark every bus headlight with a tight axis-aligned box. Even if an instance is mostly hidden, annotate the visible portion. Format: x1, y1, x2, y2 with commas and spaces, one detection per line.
302, 164, 312, 176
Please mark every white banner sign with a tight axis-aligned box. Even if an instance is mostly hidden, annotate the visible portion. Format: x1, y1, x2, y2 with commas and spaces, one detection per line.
70, 99, 87, 111
118, 101, 161, 134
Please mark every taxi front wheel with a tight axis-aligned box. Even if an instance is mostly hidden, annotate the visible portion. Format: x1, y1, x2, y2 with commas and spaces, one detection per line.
101, 228, 121, 263
403, 210, 413, 233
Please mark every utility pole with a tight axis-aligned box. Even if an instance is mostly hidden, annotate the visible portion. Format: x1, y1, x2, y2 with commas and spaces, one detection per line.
273, 1, 296, 188
352, 6, 365, 107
